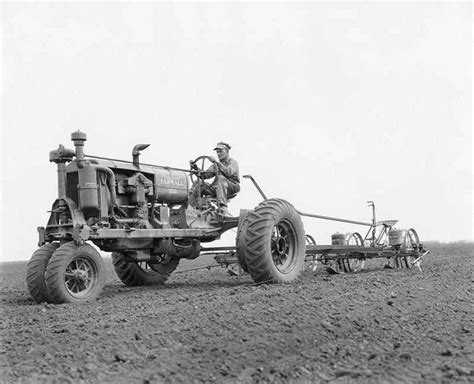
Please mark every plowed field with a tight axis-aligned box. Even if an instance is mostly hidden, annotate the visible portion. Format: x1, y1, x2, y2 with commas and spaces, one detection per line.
1, 243, 473, 383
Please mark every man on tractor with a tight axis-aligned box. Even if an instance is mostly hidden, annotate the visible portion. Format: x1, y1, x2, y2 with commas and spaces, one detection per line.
189, 141, 240, 216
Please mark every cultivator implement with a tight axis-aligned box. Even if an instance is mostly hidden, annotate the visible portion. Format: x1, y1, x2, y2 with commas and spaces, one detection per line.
212, 226, 429, 275
211, 184, 429, 275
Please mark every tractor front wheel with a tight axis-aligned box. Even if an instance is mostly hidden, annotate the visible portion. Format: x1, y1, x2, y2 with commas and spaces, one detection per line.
112, 252, 179, 286
26, 242, 60, 303
244, 199, 305, 284
45, 242, 106, 304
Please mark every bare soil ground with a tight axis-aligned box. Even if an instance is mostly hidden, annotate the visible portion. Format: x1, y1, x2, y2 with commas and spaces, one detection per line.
1, 243, 473, 383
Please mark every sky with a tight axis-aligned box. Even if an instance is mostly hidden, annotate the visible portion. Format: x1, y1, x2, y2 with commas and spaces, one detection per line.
1, 2, 472, 262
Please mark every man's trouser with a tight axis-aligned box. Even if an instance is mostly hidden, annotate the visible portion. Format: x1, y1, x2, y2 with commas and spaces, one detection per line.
192, 174, 240, 207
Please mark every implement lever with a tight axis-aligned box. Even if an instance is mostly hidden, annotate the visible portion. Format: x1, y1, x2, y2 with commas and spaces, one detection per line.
244, 174, 372, 226
243, 175, 268, 200
295, 210, 372, 227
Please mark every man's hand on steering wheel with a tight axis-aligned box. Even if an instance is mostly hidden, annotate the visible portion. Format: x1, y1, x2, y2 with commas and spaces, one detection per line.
189, 155, 217, 184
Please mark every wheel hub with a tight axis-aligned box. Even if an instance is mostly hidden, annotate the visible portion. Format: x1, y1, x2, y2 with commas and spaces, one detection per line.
65, 257, 95, 295
276, 237, 287, 256
72, 269, 88, 283
272, 222, 294, 269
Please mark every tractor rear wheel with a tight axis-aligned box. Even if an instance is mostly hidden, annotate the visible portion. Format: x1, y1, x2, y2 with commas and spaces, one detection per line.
235, 213, 250, 273
45, 242, 106, 304
244, 199, 305, 284
112, 252, 179, 286
26, 242, 59, 303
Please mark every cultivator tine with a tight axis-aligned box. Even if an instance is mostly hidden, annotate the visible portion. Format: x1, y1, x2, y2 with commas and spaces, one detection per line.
325, 266, 341, 275
412, 250, 430, 272
308, 255, 318, 271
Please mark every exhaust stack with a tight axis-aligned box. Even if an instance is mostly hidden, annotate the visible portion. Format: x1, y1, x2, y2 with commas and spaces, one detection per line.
132, 144, 150, 167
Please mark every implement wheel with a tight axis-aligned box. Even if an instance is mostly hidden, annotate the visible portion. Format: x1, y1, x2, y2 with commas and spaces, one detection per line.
45, 242, 106, 304
342, 232, 365, 272
305, 235, 319, 271
244, 199, 305, 284
395, 228, 420, 268
26, 242, 59, 303
112, 252, 179, 286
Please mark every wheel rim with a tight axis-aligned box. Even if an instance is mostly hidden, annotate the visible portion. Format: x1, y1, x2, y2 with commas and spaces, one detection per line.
136, 261, 157, 276
405, 229, 420, 250
271, 220, 298, 274
305, 235, 317, 271
149, 254, 179, 274
64, 256, 98, 299
345, 232, 364, 272
401, 228, 420, 267
305, 234, 316, 246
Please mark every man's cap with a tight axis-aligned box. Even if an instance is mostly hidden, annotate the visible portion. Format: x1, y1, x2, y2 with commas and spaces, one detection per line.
214, 141, 231, 151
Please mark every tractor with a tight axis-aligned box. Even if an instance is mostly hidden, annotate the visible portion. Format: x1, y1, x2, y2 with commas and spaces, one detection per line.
27, 131, 305, 304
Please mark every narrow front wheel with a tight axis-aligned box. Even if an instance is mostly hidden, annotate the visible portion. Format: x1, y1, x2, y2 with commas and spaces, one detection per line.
45, 242, 106, 304
26, 242, 60, 303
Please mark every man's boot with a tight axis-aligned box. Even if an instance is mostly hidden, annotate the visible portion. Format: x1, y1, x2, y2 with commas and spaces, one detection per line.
219, 205, 231, 217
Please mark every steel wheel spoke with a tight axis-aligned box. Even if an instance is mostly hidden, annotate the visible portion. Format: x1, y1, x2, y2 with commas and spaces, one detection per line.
64, 256, 96, 296
269, 221, 296, 272
69, 281, 77, 292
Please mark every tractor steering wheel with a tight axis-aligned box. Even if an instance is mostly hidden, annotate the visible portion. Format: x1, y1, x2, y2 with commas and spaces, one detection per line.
189, 155, 217, 185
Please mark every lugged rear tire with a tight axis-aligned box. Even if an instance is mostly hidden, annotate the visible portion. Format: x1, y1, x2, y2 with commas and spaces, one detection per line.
112, 252, 179, 286
45, 242, 106, 304
244, 199, 305, 284
235, 213, 250, 273
26, 242, 59, 303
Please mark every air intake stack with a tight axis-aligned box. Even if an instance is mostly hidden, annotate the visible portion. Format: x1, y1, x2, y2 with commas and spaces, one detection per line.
71, 130, 87, 162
